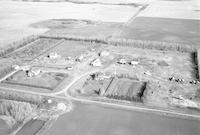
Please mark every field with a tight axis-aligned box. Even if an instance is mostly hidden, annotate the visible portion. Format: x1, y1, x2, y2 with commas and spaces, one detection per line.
15, 119, 45, 135
0, 0, 137, 47
43, 102, 200, 135
2, 70, 68, 91
33, 19, 123, 40
117, 17, 200, 46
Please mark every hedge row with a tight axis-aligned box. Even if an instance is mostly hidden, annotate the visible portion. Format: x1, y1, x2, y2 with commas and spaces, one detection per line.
40, 35, 196, 53
0, 90, 43, 105
107, 38, 196, 53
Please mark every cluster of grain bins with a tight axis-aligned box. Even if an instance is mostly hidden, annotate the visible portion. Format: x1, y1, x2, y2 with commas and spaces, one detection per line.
104, 77, 147, 102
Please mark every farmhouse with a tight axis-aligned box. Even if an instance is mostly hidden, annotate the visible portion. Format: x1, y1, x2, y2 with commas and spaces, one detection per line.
48, 52, 60, 59
90, 58, 102, 67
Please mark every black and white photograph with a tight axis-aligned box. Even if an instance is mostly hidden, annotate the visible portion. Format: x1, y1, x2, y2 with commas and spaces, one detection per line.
0, 0, 200, 135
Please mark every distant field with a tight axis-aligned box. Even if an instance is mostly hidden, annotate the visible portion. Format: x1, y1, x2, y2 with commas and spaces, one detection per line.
117, 17, 200, 47
0, 0, 137, 47
9, 0, 149, 5
36, 19, 123, 40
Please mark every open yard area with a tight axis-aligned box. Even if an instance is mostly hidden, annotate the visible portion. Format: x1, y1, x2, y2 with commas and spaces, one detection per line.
2, 70, 69, 90
107, 46, 197, 81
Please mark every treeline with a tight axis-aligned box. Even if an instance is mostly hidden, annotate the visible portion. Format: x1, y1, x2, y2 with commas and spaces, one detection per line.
0, 35, 39, 58
40, 35, 196, 53
107, 38, 195, 53
0, 99, 36, 126
0, 90, 43, 105
40, 35, 107, 44
3, 81, 53, 91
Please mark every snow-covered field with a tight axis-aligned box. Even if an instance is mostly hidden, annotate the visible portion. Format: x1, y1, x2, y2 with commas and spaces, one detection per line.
0, 1, 138, 47
138, 0, 200, 20
1, 0, 152, 5
0, 0, 199, 47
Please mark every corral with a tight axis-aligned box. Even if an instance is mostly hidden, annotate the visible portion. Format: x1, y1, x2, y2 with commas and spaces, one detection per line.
105, 77, 146, 102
